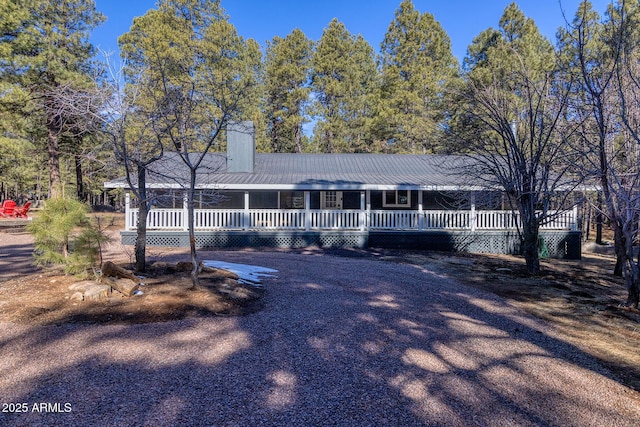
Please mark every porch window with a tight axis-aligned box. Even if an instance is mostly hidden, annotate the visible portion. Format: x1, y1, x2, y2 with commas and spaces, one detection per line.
249, 191, 279, 209
280, 191, 305, 209
383, 190, 411, 207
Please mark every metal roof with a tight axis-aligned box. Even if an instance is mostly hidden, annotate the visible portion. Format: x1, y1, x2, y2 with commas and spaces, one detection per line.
104, 152, 486, 191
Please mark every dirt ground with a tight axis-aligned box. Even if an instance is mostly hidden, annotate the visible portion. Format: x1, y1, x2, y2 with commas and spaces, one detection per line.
0, 213, 639, 391
0, 213, 266, 326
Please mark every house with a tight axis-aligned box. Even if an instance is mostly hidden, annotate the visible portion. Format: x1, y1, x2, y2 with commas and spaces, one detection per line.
104, 122, 581, 259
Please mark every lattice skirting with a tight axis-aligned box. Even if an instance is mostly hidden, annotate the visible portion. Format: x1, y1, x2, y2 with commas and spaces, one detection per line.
368, 230, 581, 259
120, 231, 367, 249
120, 230, 581, 259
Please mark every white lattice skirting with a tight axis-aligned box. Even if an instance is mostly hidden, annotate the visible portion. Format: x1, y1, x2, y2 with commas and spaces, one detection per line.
120, 230, 581, 259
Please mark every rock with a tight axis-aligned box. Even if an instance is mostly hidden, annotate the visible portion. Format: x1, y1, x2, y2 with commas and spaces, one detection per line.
148, 261, 173, 272
84, 284, 111, 301
68, 281, 96, 292
69, 292, 84, 301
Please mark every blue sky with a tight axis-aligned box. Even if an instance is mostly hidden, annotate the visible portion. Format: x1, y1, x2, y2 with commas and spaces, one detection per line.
92, 0, 612, 61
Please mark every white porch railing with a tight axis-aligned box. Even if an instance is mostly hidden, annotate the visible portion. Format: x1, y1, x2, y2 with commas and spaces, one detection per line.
126, 207, 577, 232
249, 209, 305, 229
310, 210, 361, 230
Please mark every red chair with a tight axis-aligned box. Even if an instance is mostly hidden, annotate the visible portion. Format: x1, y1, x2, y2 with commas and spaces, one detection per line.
13, 201, 32, 218
0, 200, 16, 218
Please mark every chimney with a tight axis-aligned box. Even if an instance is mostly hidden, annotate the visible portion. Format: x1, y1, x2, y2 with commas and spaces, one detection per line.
226, 121, 255, 173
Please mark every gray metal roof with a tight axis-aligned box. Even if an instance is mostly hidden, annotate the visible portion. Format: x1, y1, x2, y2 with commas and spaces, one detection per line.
104, 152, 484, 191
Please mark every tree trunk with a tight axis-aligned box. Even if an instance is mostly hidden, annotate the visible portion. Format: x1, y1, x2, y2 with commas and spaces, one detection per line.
624, 262, 640, 309
595, 192, 603, 245
75, 153, 84, 202
522, 229, 541, 275
188, 173, 199, 289
521, 199, 541, 276
134, 165, 148, 273
48, 127, 62, 198
614, 230, 625, 277
295, 122, 303, 153
630, 251, 640, 309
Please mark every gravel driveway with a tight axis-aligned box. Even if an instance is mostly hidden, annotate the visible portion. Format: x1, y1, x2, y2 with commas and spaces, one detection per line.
1, 244, 639, 426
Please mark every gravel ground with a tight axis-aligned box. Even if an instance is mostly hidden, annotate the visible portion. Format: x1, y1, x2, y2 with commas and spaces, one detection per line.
1, 233, 640, 426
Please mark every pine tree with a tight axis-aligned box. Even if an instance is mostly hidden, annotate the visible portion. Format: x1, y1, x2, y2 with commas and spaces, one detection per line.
264, 29, 313, 153
378, 0, 458, 154
310, 19, 378, 153
0, 0, 104, 198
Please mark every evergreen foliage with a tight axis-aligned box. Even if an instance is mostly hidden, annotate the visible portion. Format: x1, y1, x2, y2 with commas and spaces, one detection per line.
4, 0, 640, 289
264, 29, 314, 153
0, 0, 104, 198
27, 197, 110, 275
377, 0, 459, 153
118, 0, 261, 286
310, 19, 378, 153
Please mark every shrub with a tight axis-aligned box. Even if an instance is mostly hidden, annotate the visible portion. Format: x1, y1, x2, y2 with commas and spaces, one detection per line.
27, 197, 111, 275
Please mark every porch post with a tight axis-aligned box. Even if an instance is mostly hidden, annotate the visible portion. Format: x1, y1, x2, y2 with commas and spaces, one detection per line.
418, 190, 424, 231
244, 191, 250, 230
182, 192, 188, 231
360, 191, 365, 231
470, 192, 476, 232
572, 204, 578, 231
125, 192, 131, 231
304, 191, 311, 231
366, 190, 371, 230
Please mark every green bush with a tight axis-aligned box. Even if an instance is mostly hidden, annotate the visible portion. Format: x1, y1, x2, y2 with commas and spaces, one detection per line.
27, 198, 111, 275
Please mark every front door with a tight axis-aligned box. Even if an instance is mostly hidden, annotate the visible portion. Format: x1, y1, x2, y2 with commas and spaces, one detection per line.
321, 191, 343, 209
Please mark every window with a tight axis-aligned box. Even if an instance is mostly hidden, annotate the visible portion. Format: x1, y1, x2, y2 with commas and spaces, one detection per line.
383, 190, 411, 207
280, 191, 305, 209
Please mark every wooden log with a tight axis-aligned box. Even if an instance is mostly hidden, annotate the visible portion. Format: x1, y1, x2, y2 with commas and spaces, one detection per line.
101, 276, 139, 297
101, 261, 140, 283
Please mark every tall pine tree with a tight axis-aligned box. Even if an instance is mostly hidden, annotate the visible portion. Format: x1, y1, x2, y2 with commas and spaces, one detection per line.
378, 0, 458, 154
310, 19, 378, 153
264, 29, 313, 153
0, 0, 104, 198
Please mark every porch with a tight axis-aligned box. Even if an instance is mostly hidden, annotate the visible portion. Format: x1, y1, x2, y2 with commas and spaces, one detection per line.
124, 193, 579, 233
121, 193, 581, 258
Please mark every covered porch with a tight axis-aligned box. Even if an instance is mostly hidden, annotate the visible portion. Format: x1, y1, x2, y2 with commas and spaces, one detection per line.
123, 189, 578, 233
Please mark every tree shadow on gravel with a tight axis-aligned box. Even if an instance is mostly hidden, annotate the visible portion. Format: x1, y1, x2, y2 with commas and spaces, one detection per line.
0, 242, 40, 280
0, 252, 639, 427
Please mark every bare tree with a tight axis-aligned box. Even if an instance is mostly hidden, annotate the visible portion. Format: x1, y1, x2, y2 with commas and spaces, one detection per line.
454, 53, 581, 275
451, 4, 585, 275
561, 0, 640, 307
93, 54, 163, 273
612, 0, 640, 306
